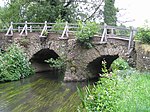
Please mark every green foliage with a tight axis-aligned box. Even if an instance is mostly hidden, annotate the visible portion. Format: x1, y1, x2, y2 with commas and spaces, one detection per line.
76, 21, 99, 48
45, 57, 65, 69
104, 0, 117, 26
0, 0, 77, 25
78, 61, 117, 112
111, 58, 130, 71
51, 17, 65, 33
116, 71, 150, 112
135, 27, 150, 44
18, 38, 30, 47
43, 31, 48, 36
78, 61, 150, 111
0, 44, 34, 82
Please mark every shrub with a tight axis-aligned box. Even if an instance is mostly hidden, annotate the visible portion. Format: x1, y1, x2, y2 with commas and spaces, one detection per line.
111, 58, 130, 71
135, 27, 150, 44
45, 57, 65, 69
43, 30, 48, 36
0, 44, 34, 82
78, 59, 150, 112
78, 61, 118, 112
51, 17, 65, 34
18, 38, 30, 47
76, 21, 99, 49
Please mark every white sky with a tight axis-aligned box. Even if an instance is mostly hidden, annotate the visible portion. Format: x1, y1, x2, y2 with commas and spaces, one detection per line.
115, 0, 150, 27
0, 0, 150, 27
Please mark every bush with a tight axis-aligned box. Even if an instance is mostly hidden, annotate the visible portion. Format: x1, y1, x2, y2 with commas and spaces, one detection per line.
78, 61, 150, 112
76, 21, 99, 49
45, 57, 65, 69
18, 38, 30, 47
51, 17, 65, 34
78, 61, 118, 112
135, 27, 150, 44
111, 58, 130, 71
0, 44, 34, 82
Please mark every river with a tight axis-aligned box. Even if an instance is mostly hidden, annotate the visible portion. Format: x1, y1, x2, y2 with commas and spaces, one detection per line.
0, 71, 93, 112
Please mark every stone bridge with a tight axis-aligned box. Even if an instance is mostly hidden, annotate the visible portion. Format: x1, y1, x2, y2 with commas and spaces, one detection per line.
0, 22, 136, 81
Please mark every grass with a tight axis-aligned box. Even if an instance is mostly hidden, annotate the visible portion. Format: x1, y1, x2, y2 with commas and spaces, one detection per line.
78, 69, 150, 112
117, 71, 150, 112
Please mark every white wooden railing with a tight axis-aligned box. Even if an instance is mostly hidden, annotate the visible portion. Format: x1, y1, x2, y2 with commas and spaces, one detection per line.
5, 22, 13, 36
60, 21, 69, 39
40, 21, 47, 37
100, 24, 136, 51
20, 21, 28, 36
3, 21, 136, 51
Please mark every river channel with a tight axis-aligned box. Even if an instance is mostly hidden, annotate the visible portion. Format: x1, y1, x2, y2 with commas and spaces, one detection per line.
0, 71, 94, 112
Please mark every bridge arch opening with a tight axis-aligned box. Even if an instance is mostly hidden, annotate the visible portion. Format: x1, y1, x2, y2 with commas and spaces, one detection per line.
87, 55, 119, 78
30, 48, 60, 73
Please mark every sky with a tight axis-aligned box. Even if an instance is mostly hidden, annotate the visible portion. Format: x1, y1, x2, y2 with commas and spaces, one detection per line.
116, 0, 150, 27
0, 0, 150, 27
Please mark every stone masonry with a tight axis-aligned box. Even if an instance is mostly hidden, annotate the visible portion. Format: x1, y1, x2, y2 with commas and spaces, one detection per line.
0, 32, 136, 81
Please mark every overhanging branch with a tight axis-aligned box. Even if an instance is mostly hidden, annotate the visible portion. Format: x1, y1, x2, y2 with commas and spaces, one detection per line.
84, 0, 104, 21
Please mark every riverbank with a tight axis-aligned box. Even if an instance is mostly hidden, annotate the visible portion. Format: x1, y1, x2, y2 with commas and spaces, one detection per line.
135, 43, 150, 71
78, 68, 150, 111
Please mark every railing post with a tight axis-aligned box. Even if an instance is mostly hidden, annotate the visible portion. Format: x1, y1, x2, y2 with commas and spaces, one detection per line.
30, 25, 32, 32
40, 21, 47, 37
65, 21, 69, 38
10, 22, 13, 35
101, 23, 107, 42
5, 22, 13, 36
111, 28, 114, 35
25, 21, 28, 36
128, 27, 134, 51
45, 21, 47, 31
60, 21, 69, 39
18, 26, 20, 32
20, 21, 28, 36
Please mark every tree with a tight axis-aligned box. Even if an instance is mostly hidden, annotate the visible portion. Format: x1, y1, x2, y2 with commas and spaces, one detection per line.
0, 0, 106, 24
0, 0, 118, 26
0, 0, 78, 25
75, 0, 104, 22
103, 0, 117, 26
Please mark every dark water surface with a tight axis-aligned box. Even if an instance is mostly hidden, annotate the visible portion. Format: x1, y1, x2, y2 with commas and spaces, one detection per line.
0, 71, 91, 112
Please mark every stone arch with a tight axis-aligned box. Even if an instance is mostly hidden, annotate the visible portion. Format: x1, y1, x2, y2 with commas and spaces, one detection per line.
64, 42, 130, 81
83, 45, 128, 78
87, 55, 119, 77
30, 48, 60, 72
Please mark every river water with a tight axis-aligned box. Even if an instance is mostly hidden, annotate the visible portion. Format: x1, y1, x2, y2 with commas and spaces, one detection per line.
0, 71, 92, 112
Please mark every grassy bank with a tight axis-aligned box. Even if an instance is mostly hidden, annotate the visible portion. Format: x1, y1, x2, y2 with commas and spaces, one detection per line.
78, 69, 150, 112
117, 70, 150, 111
